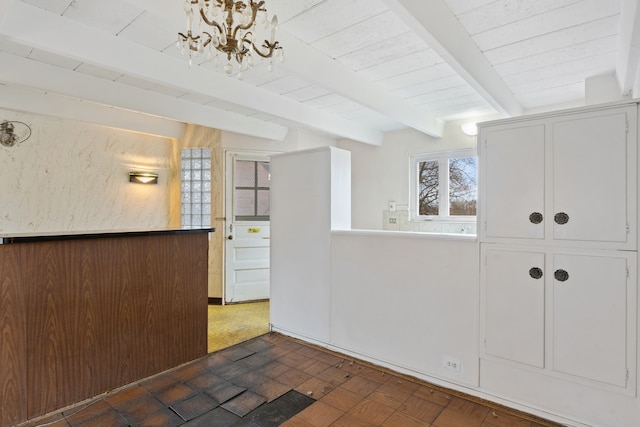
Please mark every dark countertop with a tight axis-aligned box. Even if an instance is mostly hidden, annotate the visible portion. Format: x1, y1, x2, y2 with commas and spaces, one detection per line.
0, 228, 216, 244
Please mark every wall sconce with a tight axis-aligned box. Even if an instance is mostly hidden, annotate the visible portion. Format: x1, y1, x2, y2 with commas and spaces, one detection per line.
461, 123, 478, 136
129, 172, 158, 184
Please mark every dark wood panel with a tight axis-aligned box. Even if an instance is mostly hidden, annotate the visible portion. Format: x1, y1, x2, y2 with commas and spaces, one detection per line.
0, 246, 27, 426
25, 240, 104, 417
23, 233, 208, 420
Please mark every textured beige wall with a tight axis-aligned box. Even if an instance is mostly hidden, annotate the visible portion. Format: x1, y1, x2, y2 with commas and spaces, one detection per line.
0, 109, 172, 233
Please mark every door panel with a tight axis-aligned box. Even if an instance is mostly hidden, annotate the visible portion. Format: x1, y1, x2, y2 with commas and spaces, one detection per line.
484, 247, 545, 368
552, 111, 629, 243
225, 153, 271, 303
483, 124, 545, 239
552, 253, 629, 387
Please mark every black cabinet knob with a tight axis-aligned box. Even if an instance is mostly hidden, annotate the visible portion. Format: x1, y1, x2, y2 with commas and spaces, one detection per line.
554, 212, 569, 225
529, 267, 543, 279
554, 269, 569, 282
529, 212, 543, 224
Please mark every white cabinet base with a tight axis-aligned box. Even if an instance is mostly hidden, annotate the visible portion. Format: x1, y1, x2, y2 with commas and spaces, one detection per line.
480, 358, 639, 427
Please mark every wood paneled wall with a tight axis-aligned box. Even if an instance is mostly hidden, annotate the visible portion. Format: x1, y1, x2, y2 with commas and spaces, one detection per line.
0, 246, 27, 426
0, 232, 208, 425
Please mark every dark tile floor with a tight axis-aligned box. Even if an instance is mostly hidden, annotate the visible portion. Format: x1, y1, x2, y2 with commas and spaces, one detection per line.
20, 333, 564, 427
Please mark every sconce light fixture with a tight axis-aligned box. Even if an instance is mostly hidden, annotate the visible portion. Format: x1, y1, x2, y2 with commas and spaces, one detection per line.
1, 120, 31, 147
129, 172, 158, 184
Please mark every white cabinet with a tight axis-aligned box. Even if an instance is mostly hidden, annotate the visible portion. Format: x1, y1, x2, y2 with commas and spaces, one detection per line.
482, 124, 545, 240
480, 105, 637, 250
479, 102, 639, 397
483, 247, 545, 368
481, 245, 636, 393
552, 252, 631, 388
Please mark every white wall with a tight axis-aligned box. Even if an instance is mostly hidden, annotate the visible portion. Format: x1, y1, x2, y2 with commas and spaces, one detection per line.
331, 231, 479, 387
0, 109, 172, 233
339, 119, 489, 230
271, 147, 351, 342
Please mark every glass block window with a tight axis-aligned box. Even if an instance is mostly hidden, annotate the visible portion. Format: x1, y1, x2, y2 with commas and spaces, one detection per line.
234, 160, 270, 221
181, 148, 212, 229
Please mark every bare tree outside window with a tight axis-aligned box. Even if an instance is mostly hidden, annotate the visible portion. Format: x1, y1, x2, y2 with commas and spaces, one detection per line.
449, 157, 477, 216
413, 151, 477, 219
418, 160, 439, 215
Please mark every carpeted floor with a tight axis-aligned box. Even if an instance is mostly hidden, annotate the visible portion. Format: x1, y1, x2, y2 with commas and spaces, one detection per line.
208, 301, 270, 353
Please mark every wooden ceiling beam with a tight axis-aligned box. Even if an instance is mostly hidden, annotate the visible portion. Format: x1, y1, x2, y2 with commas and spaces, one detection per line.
385, 0, 523, 118
0, 0, 384, 145
616, 0, 640, 96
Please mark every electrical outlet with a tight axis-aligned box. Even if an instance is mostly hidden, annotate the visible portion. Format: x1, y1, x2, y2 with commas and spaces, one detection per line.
389, 218, 397, 224
442, 356, 462, 372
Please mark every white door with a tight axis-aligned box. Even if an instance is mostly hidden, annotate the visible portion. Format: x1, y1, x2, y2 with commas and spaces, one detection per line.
552, 252, 632, 387
482, 123, 546, 240
224, 152, 271, 303
482, 245, 545, 368
552, 108, 632, 245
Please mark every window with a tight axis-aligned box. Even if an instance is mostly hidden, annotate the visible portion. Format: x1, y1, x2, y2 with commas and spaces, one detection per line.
181, 148, 212, 229
410, 149, 477, 220
234, 160, 270, 221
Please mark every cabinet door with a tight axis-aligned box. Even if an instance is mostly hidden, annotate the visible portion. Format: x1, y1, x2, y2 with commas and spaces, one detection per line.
483, 124, 545, 240
552, 108, 633, 245
552, 252, 633, 388
483, 247, 545, 368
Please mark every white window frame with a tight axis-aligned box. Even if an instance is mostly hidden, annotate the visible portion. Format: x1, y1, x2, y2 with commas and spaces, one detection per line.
410, 148, 477, 222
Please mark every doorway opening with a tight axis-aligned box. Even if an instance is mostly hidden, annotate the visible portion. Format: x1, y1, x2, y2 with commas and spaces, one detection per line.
206, 151, 275, 353
207, 300, 270, 353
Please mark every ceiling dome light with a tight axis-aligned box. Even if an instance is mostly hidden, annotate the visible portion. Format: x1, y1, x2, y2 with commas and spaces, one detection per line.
461, 123, 478, 136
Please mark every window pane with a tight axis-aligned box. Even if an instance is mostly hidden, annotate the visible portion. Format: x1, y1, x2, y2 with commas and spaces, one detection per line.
257, 162, 270, 188
257, 189, 270, 216
418, 160, 439, 215
235, 160, 256, 187
449, 156, 477, 216
235, 189, 255, 216
234, 159, 270, 221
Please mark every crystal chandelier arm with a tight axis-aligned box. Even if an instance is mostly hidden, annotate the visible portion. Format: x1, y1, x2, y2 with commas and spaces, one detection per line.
251, 40, 280, 58
199, 7, 224, 34
232, 0, 264, 34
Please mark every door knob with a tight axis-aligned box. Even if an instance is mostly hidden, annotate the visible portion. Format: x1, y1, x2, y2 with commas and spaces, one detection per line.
554, 269, 569, 282
529, 212, 543, 224
227, 235, 233, 240
529, 267, 543, 279
554, 212, 569, 225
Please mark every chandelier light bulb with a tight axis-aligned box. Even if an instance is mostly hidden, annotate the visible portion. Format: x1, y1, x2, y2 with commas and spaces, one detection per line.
269, 15, 277, 44
224, 62, 233, 74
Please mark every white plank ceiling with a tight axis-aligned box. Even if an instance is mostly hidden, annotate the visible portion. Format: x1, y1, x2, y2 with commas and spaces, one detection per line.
0, 0, 636, 145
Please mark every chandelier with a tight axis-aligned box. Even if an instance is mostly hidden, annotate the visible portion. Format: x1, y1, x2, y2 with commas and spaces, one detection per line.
178, 0, 284, 77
